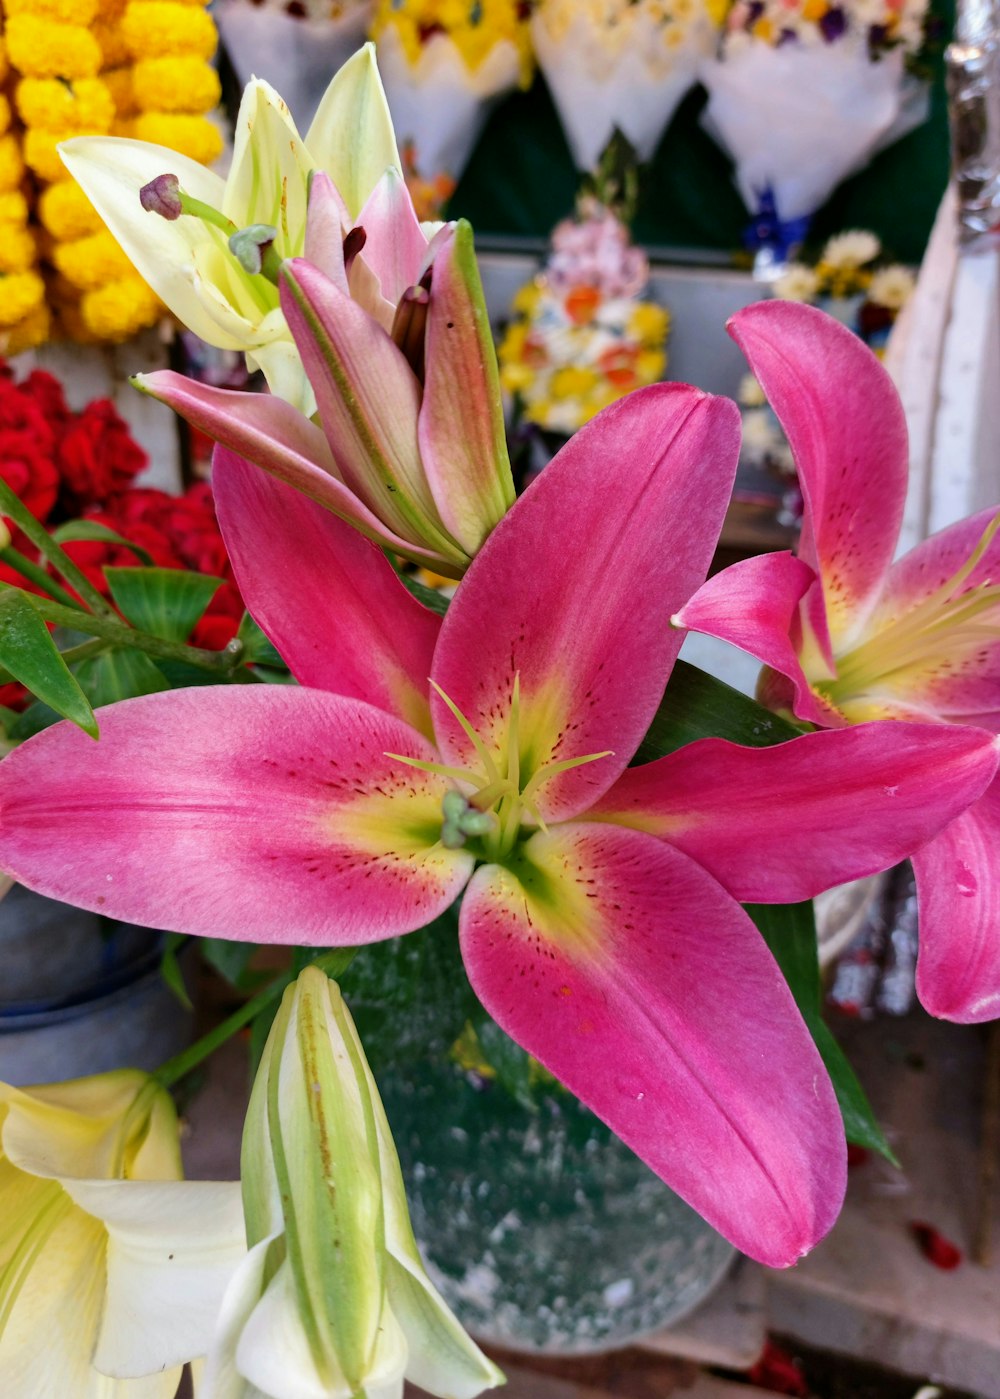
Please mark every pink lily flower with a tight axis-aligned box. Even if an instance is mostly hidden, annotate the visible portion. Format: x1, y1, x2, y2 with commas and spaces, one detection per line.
676, 300, 1000, 1024
134, 176, 515, 579
1, 386, 996, 1264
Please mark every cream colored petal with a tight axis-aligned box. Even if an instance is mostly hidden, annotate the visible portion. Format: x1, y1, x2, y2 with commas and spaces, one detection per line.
353, 1044, 504, 1398
58, 137, 247, 351
223, 79, 313, 252
247, 340, 315, 414
62, 1179, 247, 1379
197, 1236, 273, 1399
0, 1199, 108, 1398
0, 1072, 148, 1181
235, 1258, 343, 1399
305, 44, 401, 220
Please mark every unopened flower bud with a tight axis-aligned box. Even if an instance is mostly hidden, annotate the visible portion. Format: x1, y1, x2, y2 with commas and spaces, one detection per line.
204, 967, 503, 1399
139, 173, 182, 220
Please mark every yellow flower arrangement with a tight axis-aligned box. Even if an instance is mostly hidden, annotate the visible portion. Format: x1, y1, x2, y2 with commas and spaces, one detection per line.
120, 2, 217, 59
15, 76, 115, 131
371, 0, 534, 83
499, 203, 671, 437
4, 18, 103, 78
1, 0, 220, 345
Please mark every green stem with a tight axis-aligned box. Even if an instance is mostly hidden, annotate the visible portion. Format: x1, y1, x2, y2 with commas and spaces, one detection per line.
0, 479, 117, 619
0, 546, 81, 609
153, 948, 357, 1090
0, 637, 108, 687
22, 591, 246, 674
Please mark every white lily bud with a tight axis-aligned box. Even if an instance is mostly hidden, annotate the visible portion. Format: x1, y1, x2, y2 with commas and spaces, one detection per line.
201, 966, 504, 1399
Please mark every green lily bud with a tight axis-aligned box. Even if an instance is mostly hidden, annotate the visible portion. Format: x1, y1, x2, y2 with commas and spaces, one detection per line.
203, 966, 504, 1399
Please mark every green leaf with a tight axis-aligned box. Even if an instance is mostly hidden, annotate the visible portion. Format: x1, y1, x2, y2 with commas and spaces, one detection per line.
635, 659, 803, 762
0, 587, 97, 737
201, 937, 261, 990
161, 934, 193, 1010
399, 572, 450, 617
74, 647, 169, 707
746, 900, 897, 1162
105, 568, 223, 642
52, 520, 154, 567
236, 612, 288, 669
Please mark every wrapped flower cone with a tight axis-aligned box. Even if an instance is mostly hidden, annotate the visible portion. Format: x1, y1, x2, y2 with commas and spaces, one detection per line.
701, 0, 930, 225
373, 10, 528, 188
532, 0, 721, 172
215, 0, 372, 129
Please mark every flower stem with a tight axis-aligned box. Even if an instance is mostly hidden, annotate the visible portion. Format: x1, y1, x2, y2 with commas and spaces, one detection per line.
20, 590, 246, 675
153, 948, 358, 1090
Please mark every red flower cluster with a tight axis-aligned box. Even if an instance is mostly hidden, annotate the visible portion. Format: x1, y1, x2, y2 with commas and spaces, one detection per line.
68, 484, 244, 650
0, 363, 147, 533
0, 359, 244, 701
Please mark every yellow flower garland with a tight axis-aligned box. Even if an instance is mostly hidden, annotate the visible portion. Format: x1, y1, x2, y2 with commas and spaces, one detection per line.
1, 0, 222, 344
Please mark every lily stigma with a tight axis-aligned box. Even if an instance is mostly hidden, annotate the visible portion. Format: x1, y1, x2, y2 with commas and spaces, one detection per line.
391, 676, 613, 860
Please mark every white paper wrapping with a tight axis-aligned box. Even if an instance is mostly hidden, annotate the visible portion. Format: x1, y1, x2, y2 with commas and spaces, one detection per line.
375, 25, 521, 182
531, 8, 716, 171
700, 41, 928, 222
215, 1, 372, 130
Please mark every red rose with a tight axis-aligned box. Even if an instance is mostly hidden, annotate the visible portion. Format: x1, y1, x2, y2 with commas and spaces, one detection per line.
58, 400, 148, 511
0, 377, 55, 453
0, 440, 60, 522
22, 370, 71, 432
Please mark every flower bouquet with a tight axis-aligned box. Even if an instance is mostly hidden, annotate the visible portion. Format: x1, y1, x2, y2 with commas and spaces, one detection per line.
701, 0, 931, 254
215, 0, 372, 129
370, 0, 532, 208
532, 0, 724, 172
499, 197, 670, 469
2, 42, 1000, 1395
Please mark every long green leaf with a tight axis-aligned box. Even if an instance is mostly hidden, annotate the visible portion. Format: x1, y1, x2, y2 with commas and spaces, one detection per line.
635, 658, 802, 761
236, 613, 288, 669
74, 647, 169, 706
52, 520, 154, 566
105, 567, 223, 643
0, 587, 97, 737
747, 900, 896, 1161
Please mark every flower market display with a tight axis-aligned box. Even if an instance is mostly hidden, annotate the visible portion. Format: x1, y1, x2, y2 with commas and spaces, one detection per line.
370, 0, 533, 204
0, 0, 222, 345
531, 0, 723, 172
214, 0, 371, 128
0, 34, 993, 1399
701, 0, 931, 251
499, 196, 670, 443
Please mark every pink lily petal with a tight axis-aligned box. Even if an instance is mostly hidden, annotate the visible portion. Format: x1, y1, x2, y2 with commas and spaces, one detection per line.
213, 449, 441, 737
589, 723, 999, 902
730, 302, 908, 649
137, 371, 458, 573
280, 259, 466, 569
0, 687, 472, 943
418, 222, 516, 556
675, 551, 840, 728
303, 172, 350, 294
913, 779, 1000, 1022
431, 385, 741, 822
355, 167, 430, 306
460, 822, 845, 1266
860, 507, 1000, 724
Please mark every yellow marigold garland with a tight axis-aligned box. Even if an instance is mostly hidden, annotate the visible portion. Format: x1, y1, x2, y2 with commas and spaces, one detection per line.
1, 0, 222, 344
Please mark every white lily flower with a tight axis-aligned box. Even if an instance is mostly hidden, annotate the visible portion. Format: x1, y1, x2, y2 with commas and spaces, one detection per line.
58, 45, 401, 411
0, 1069, 247, 1399
200, 967, 504, 1399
